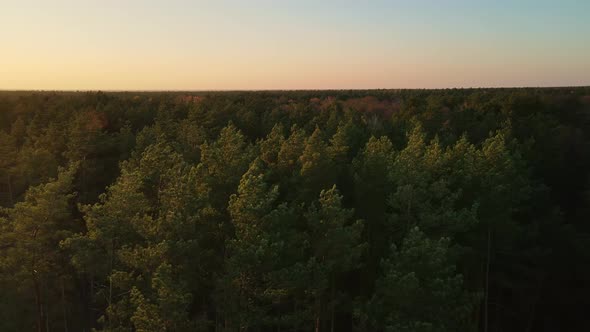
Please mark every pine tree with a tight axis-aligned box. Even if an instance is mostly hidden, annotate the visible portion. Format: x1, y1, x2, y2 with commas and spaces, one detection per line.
0, 130, 17, 206
275, 124, 307, 200
64, 142, 212, 331
259, 123, 285, 167
365, 228, 477, 332
299, 127, 336, 202
222, 158, 310, 330
0, 164, 79, 332
306, 186, 364, 332
388, 125, 478, 240
352, 136, 395, 293
276, 125, 306, 174
10, 116, 26, 146
195, 123, 255, 211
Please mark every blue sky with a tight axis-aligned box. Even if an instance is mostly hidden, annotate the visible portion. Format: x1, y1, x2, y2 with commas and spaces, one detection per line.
1, 0, 589, 89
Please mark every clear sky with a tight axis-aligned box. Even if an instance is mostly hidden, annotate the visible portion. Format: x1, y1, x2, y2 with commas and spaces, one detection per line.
1, 0, 589, 90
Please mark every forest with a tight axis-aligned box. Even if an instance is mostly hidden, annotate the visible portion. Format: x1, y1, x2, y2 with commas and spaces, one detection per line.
1, 88, 589, 332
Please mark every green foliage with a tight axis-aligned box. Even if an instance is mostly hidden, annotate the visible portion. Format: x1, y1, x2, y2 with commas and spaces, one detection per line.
299, 127, 337, 201
1, 89, 589, 331
196, 123, 255, 210
0, 163, 79, 331
64, 142, 212, 331
221, 159, 309, 330
306, 186, 365, 331
364, 228, 477, 332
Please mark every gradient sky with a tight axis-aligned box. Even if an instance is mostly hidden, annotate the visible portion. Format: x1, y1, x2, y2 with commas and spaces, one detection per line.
1, 0, 589, 90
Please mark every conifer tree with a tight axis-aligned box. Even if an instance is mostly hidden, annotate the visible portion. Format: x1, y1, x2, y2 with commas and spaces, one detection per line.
222, 158, 310, 330
299, 127, 336, 202
352, 136, 395, 292
306, 186, 364, 332
65, 142, 212, 331
0, 164, 79, 332
365, 228, 477, 332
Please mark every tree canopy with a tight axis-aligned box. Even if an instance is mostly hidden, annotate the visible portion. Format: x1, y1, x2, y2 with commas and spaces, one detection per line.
1, 88, 589, 331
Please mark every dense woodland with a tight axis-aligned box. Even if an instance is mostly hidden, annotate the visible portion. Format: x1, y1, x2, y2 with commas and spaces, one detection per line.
1, 88, 589, 332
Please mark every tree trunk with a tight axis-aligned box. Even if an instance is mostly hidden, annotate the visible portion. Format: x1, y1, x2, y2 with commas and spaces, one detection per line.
330, 275, 335, 332
46, 306, 50, 332
7, 174, 13, 205
33, 275, 45, 332
109, 241, 114, 306
406, 198, 412, 231
32, 227, 45, 332
61, 277, 68, 332
484, 227, 492, 332
88, 273, 94, 330
108, 240, 114, 329
315, 287, 321, 332
525, 278, 543, 332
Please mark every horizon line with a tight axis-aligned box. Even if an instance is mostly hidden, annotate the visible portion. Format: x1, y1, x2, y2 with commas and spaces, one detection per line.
1, 84, 590, 93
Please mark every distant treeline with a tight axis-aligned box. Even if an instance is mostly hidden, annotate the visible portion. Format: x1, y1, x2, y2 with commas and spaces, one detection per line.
1, 88, 589, 331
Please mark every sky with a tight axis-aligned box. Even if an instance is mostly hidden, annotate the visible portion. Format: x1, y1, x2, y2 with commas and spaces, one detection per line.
1, 0, 589, 90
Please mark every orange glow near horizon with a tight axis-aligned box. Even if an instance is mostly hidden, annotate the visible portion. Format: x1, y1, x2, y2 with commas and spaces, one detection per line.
1, 1, 589, 90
